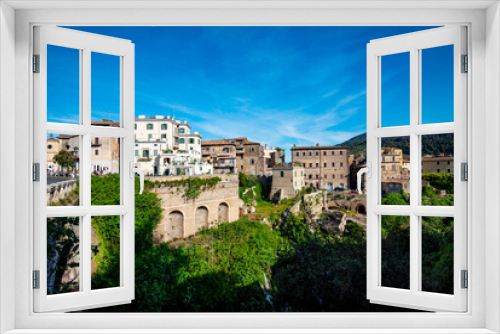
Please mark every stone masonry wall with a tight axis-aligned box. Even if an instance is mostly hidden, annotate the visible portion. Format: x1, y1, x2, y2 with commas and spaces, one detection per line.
151, 175, 240, 244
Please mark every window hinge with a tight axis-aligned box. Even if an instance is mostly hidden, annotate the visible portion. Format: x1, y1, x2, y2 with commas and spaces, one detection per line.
33, 270, 40, 289
461, 270, 468, 289
33, 163, 40, 182
461, 162, 468, 182
461, 54, 468, 73
33, 54, 40, 73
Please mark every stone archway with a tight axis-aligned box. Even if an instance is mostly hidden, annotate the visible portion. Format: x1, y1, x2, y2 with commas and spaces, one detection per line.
167, 211, 184, 240
326, 183, 334, 191
195, 206, 209, 231
218, 202, 229, 222
355, 204, 366, 214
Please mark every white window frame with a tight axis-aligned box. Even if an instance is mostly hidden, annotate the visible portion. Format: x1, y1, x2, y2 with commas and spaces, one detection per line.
0, 2, 498, 333
32, 25, 136, 313
366, 26, 467, 312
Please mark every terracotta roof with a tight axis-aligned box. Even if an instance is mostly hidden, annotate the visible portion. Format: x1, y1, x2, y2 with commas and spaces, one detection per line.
201, 139, 236, 146
91, 119, 120, 127
227, 137, 260, 145
422, 156, 454, 162
291, 145, 348, 150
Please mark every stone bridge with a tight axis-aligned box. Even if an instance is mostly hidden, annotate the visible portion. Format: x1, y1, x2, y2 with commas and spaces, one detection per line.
151, 175, 240, 244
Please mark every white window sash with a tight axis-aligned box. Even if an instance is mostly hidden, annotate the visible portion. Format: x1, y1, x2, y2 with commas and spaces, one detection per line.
33, 26, 136, 313
366, 26, 468, 312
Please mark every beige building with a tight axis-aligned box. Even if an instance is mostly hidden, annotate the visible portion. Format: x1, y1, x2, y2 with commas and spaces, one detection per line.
422, 156, 454, 174
90, 120, 120, 175
46, 135, 79, 174
380, 147, 409, 195
263, 144, 286, 175
291, 144, 350, 191
201, 140, 237, 174
270, 165, 305, 201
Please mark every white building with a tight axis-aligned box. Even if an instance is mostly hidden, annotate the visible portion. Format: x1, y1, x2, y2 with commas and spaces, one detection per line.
134, 115, 209, 176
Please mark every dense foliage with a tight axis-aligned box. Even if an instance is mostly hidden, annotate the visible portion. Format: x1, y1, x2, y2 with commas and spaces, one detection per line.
48, 171, 454, 312
340, 133, 454, 156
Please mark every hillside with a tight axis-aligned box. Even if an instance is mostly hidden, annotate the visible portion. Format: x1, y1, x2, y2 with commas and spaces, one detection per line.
339, 133, 454, 157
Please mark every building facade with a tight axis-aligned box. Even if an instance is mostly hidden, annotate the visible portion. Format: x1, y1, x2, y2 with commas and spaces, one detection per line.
201, 140, 237, 174
134, 115, 207, 176
270, 165, 305, 201
291, 144, 350, 191
422, 156, 454, 174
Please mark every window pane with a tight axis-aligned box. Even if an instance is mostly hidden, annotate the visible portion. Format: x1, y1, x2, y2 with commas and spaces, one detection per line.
91, 215, 121, 290
421, 134, 454, 206
47, 133, 80, 206
47, 45, 80, 124
421, 45, 454, 124
381, 137, 410, 205
421, 216, 454, 294
381, 215, 410, 290
91, 136, 121, 205
381, 52, 410, 127
91, 52, 120, 124
47, 216, 80, 295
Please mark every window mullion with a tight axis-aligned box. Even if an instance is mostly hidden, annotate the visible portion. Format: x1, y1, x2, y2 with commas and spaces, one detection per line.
409, 47, 420, 294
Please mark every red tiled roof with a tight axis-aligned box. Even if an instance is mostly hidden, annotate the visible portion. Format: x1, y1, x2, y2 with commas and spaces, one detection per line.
201, 139, 235, 146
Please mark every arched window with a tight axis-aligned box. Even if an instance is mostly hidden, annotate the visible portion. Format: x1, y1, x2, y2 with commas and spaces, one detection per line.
250, 147, 255, 153
179, 128, 185, 134
147, 123, 154, 130
280, 171, 284, 177
250, 158, 255, 165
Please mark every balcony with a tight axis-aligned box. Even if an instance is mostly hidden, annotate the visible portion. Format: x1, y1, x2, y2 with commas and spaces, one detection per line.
214, 161, 235, 168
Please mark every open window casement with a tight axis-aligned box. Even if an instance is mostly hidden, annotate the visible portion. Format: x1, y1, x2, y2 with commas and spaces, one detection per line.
33, 26, 136, 312
365, 26, 467, 312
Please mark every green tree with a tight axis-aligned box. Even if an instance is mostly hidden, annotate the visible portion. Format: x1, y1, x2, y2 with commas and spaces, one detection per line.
53, 150, 75, 170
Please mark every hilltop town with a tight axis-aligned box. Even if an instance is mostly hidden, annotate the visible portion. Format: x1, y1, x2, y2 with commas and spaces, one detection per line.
46, 115, 454, 243
46, 115, 455, 311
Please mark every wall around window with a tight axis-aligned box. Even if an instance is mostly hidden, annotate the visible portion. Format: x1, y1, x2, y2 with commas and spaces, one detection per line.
2, 2, 498, 333
0, 2, 16, 333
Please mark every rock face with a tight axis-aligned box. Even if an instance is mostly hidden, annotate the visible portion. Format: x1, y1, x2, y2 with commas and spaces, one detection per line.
151, 175, 240, 244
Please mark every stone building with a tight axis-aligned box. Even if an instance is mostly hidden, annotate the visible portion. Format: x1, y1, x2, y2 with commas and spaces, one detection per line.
201, 139, 238, 174
380, 147, 409, 195
291, 144, 350, 191
151, 175, 240, 243
134, 115, 205, 176
230, 137, 264, 176
263, 144, 286, 175
270, 165, 305, 201
422, 156, 454, 174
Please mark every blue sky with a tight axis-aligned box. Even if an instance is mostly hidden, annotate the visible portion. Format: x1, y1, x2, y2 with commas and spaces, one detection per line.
48, 26, 454, 155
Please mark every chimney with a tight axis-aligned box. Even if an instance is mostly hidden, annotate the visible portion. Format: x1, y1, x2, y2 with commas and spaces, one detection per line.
265, 144, 269, 150
293, 144, 296, 148
316, 143, 319, 147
